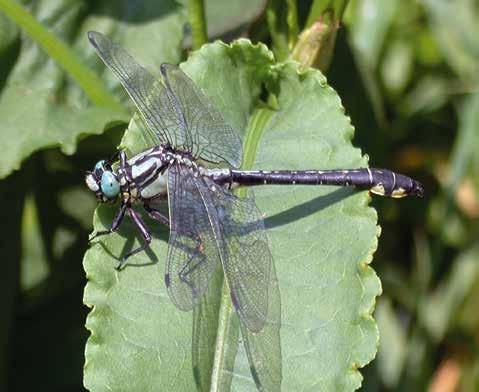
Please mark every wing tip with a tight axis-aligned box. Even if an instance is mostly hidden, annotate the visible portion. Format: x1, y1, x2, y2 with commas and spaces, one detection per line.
87, 30, 99, 42
231, 154, 243, 168
160, 63, 177, 74
250, 366, 262, 389
164, 273, 171, 287
87, 30, 108, 50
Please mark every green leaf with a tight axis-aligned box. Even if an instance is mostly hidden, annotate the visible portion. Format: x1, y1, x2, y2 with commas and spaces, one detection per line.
375, 298, 407, 388
428, 92, 479, 244
20, 194, 50, 291
0, 88, 124, 178
421, 0, 479, 81
84, 39, 381, 391
0, 0, 185, 179
345, 0, 400, 126
181, 0, 266, 41
347, 0, 399, 69
419, 244, 479, 342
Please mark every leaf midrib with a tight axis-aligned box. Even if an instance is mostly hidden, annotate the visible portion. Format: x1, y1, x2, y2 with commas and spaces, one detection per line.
209, 106, 275, 390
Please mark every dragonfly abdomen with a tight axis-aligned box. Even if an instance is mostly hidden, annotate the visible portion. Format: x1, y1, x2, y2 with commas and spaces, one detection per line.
221, 168, 423, 198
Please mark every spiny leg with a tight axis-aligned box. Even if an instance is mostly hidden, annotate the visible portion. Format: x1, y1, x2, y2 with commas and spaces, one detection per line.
116, 208, 152, 270
178, 239, 207, 294
89, 203, 127, 242
108, 150, 120, 164
144, 203, 170, 226
118, 150, 128, 167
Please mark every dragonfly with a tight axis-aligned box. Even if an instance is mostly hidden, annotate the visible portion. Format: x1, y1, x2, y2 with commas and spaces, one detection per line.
85, 31, 423, 391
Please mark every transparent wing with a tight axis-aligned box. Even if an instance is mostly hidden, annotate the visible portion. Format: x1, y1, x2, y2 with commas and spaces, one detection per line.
241, 260, 282, 391
198, 179, 272, 333
88, 32, 243, 167
190, 264, 281, 392
166, 163, 271, 332
191, 268, 223, 391
160, 64, 243, 167
165, 163, 221, 310
88, 31, 186, 148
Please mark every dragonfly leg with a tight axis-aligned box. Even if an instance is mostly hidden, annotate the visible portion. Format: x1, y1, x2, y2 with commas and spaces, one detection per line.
108, 150, 120, 164
116, 208, 152, 270
89, 203, 127, 242
177, 236, 207, 289
144, 203, 170, 226
118, 150, 128, 167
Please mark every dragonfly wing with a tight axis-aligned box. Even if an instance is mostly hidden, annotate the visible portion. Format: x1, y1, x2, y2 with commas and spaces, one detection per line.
197, 180, 272, 333
88, 31, 186, 148
165, 163, 221, 310
167, 162, 271, 332
160, 64, 243, 167
241, 259, 282, 391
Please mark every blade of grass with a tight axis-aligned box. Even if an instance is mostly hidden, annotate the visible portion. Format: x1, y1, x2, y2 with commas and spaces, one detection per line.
0, 0, 124, 112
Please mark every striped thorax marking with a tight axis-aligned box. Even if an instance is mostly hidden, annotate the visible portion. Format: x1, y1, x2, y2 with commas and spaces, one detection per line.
121, 146, 172, 201
129, 147, 202, 200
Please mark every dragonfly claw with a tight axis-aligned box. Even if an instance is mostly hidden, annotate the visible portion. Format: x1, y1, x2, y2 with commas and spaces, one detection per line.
115, 259, 127, 270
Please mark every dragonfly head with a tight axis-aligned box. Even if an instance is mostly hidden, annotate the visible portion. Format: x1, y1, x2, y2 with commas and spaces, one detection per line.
85, 160, 120, 203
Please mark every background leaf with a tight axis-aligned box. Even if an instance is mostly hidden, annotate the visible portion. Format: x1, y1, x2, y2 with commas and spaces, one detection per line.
0, 0, 185, 179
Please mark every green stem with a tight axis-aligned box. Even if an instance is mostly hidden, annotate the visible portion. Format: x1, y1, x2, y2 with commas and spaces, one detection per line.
286, 0, 299, 49
292, 0, 350, 72
305, 0, 349, 29
188, 0, 208, 50
0, 0, 123, 111
266, 0, 289, 61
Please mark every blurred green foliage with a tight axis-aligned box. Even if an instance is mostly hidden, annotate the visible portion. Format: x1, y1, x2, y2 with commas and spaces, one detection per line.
0, 0, 478, 391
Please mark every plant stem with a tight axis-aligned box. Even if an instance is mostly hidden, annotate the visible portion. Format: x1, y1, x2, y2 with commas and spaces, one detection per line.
286, 0, 299, 48
266, 0, 290, 61
188, 0, 208, 50
292, 0, 350, 72
305, 0, 349, 29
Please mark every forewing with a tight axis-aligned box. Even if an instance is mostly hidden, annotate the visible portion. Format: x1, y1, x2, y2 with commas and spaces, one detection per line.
165, 163, 221, 310
88, 31, 186, 148
197, 181, 272, 333
161, 64, 243, 167
241, 260, 282, 391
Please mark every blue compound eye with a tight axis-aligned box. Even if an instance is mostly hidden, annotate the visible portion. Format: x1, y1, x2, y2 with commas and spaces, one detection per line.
100, 171, 120, 199
94, 160, 105, 171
